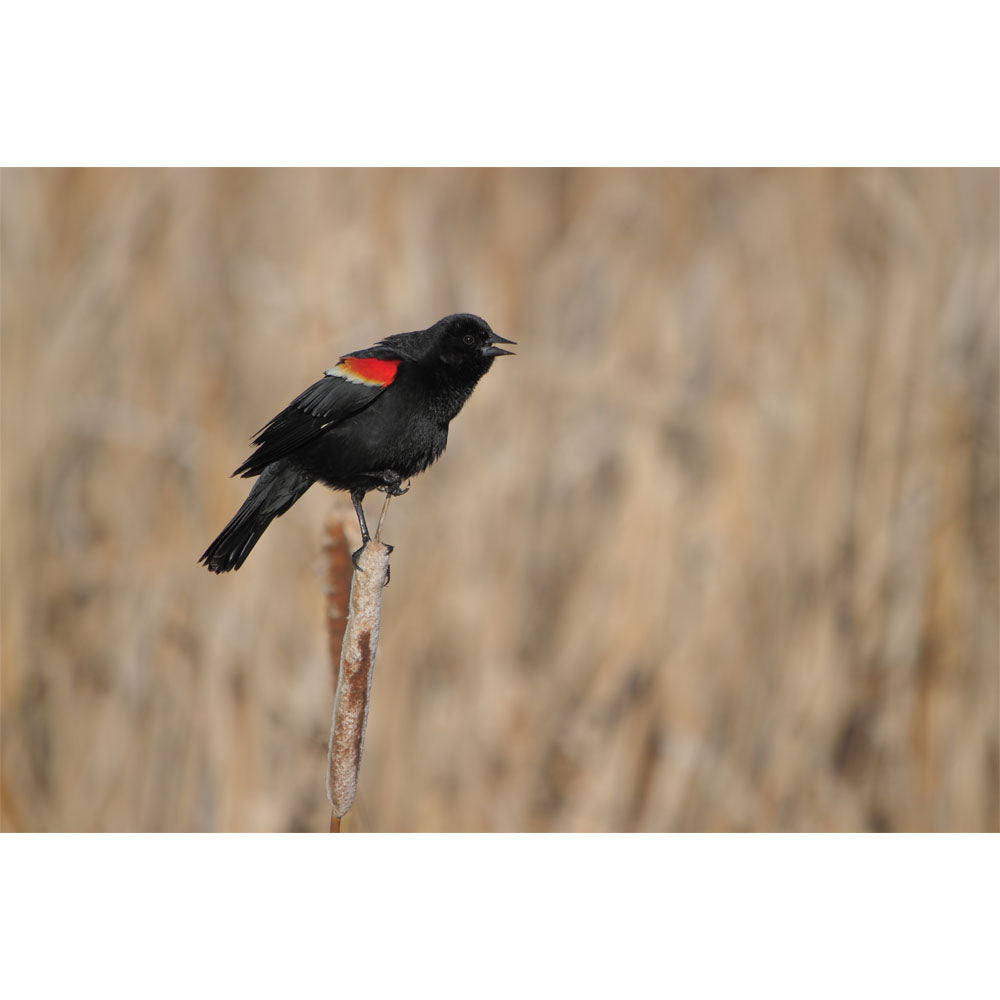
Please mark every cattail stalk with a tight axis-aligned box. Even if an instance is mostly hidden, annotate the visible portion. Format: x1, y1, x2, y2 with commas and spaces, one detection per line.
325, 496, 393, 827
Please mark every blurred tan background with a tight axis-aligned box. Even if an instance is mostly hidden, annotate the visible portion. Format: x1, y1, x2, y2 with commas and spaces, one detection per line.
1, 168, 997, 832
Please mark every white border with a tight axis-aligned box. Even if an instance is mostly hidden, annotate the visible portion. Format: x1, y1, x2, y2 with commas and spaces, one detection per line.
3, 1, 999, 164
2, 835, 997, 997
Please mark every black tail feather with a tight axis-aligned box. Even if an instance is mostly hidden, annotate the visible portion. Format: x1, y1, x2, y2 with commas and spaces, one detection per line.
200, 461, 314, 573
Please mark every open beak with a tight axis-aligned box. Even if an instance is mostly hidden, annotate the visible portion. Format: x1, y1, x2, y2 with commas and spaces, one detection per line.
482, 332, 517, 357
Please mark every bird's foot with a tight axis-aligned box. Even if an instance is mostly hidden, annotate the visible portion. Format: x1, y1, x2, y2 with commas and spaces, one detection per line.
374, 470, 410, 497
351, 540, 394, 587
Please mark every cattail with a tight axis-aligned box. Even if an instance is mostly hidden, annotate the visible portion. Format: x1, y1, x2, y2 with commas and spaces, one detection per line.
325, 497, 394, 829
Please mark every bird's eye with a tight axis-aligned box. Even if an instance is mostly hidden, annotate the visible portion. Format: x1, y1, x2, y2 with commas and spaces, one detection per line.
463, 333, 475, 346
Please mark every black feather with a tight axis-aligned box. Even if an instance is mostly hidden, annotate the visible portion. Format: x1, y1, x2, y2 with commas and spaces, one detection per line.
234, 373, 390, 478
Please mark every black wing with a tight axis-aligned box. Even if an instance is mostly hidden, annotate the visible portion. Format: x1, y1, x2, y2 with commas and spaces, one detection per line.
232, 350, 399, 477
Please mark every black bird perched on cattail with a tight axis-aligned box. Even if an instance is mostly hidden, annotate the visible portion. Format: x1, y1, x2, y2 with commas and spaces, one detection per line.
200, 313, 515, 573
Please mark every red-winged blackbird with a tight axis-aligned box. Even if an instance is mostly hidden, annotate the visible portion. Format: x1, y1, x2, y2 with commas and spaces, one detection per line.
200, 313, 515, 573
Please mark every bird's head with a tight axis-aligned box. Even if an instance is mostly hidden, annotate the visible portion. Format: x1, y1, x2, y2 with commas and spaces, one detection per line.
431, 313, 516, 374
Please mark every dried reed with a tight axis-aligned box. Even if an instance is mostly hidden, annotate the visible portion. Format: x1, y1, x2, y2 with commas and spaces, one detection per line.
2, 168, 995, 832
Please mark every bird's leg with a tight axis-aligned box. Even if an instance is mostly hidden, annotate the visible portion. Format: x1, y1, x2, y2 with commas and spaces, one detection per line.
353, 475, 400, 582
374, 492, 395, 587
374, 469, 410, 497
351, 488, 370, 570
351, 488, 371, 543
375, 493, 394, 541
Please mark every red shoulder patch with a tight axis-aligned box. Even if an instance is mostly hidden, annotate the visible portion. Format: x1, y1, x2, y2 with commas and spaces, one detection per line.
336, 356, 400, 387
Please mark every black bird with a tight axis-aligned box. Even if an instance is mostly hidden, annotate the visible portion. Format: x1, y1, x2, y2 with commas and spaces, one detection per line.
200, 313, 515, 573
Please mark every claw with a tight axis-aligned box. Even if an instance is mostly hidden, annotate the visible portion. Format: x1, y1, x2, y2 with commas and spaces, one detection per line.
380, 542, 394, 586
351, 540, 392, 576
352, 544, 366, 572
374, 470, 410, 497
